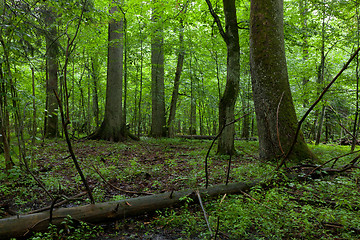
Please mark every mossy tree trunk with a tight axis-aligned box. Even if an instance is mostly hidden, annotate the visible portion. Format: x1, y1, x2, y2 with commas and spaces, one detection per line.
206, 0, 240, 155
250, 0, 317, 163
90, 2, 125, 142
217, 0, 240, 155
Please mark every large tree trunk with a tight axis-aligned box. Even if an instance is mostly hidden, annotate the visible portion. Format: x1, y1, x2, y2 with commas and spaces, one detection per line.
0, 181, 260, 239
89, 3, 125, 142
44, 8, 59, 138
250, 0, 317, 163
151, 5, 166, 137
217, 0, 240, 155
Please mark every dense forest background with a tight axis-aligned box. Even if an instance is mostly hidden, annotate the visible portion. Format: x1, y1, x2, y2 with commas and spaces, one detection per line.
2, 0, 360, 239
2, 0, 359, 152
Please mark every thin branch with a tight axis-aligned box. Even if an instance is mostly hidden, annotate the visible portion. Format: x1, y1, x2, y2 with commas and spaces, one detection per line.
196, 190, 212, 237
204, 0, 227, 42
28, 192, 87, 214
54, 90, 95, 204
205, 112, 251, 188
277, 46, 360, 170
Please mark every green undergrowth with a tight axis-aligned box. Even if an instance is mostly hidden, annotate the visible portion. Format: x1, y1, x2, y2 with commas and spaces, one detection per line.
1, 138, 360, 239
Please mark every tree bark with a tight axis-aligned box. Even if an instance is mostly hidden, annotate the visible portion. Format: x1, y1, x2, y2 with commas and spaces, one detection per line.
250, 0, 317, 163
217, 0, 240, 155
0, 181, 260, 239
190, 68, 197, 135
205, 0, 240, 155
44, 8, 59, 138
151, 4, 166, 137
168, 19, 185, 138
89, 2, 125, 142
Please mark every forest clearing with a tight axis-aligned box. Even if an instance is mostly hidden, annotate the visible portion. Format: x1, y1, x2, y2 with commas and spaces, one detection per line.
2, 0, 360, 239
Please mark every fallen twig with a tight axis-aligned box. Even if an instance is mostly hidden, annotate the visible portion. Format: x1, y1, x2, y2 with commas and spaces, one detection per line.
196, 190, 212, 237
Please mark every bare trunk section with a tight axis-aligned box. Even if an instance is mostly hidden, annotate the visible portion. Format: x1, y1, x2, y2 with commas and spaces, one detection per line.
205, 0, 240, 155
151, 6, 166, 137
0, 57, 13, 172
217, 0, 240, 155
351, 3, 360, 151
315, 106, 326, 145
91, 58, 100, 128
89, 3, 125, 142
168, 20, 185, 138
44, 10, 59, 138
190, 71, 197, 135
0, 181, 260, 239
250, 0, 317, 163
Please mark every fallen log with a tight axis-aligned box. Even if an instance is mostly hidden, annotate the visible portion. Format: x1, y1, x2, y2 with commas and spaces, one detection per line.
0, 180, 261, 239
176, 134, 215, 140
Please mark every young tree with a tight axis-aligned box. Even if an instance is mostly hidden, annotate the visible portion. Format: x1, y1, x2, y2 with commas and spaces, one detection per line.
206, 0, 240, 155
250, 0, 317, 162
168, 18, 185, 137
90, 1, 125, 141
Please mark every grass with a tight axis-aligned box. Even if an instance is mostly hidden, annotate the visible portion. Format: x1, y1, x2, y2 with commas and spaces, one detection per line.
1, 138, 360, 239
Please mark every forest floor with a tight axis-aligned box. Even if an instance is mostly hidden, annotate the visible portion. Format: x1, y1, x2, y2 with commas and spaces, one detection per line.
1, 137, 360, 239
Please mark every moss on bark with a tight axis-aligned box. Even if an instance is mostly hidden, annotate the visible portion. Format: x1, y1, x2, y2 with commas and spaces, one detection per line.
250, 0, 317, 163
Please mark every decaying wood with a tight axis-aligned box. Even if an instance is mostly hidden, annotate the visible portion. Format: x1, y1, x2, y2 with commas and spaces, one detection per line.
0, 180, 260, 239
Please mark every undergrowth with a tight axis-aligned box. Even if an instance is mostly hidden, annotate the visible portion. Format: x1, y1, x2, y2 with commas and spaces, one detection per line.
1, 138, 360, 239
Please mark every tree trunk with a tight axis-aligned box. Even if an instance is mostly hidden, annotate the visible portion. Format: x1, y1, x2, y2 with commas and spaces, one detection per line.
190, 71, 197, 135
250, 0, 317, 163
91, 58, 100, 128
300, 0, 310, 107
217, 0, 240, 155
31, 67, 37, 145
123, 16, 128, 130
44, 9, 59, 138
0, 181, 260, 239
315, 106, 326, 145
151, 5, 166, 137
137, 19, 144, 137
89, 2, 125, 142
352, 4, 360, 152
168, 19, 185, 138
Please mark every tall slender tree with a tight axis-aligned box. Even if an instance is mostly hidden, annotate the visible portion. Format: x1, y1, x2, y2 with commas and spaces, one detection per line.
89, 1, 125, 141
206, 0, 240, 155
168, 18, 185, 137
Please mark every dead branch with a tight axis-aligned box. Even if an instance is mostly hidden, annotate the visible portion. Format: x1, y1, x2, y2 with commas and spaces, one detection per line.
196, 190, 212, 237
0, 180, 261, 239
277, 46, 360, 170
205, 112, 251, 188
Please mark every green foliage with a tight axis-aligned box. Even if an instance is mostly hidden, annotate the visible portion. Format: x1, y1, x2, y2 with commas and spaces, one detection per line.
29, 215, 103, 240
